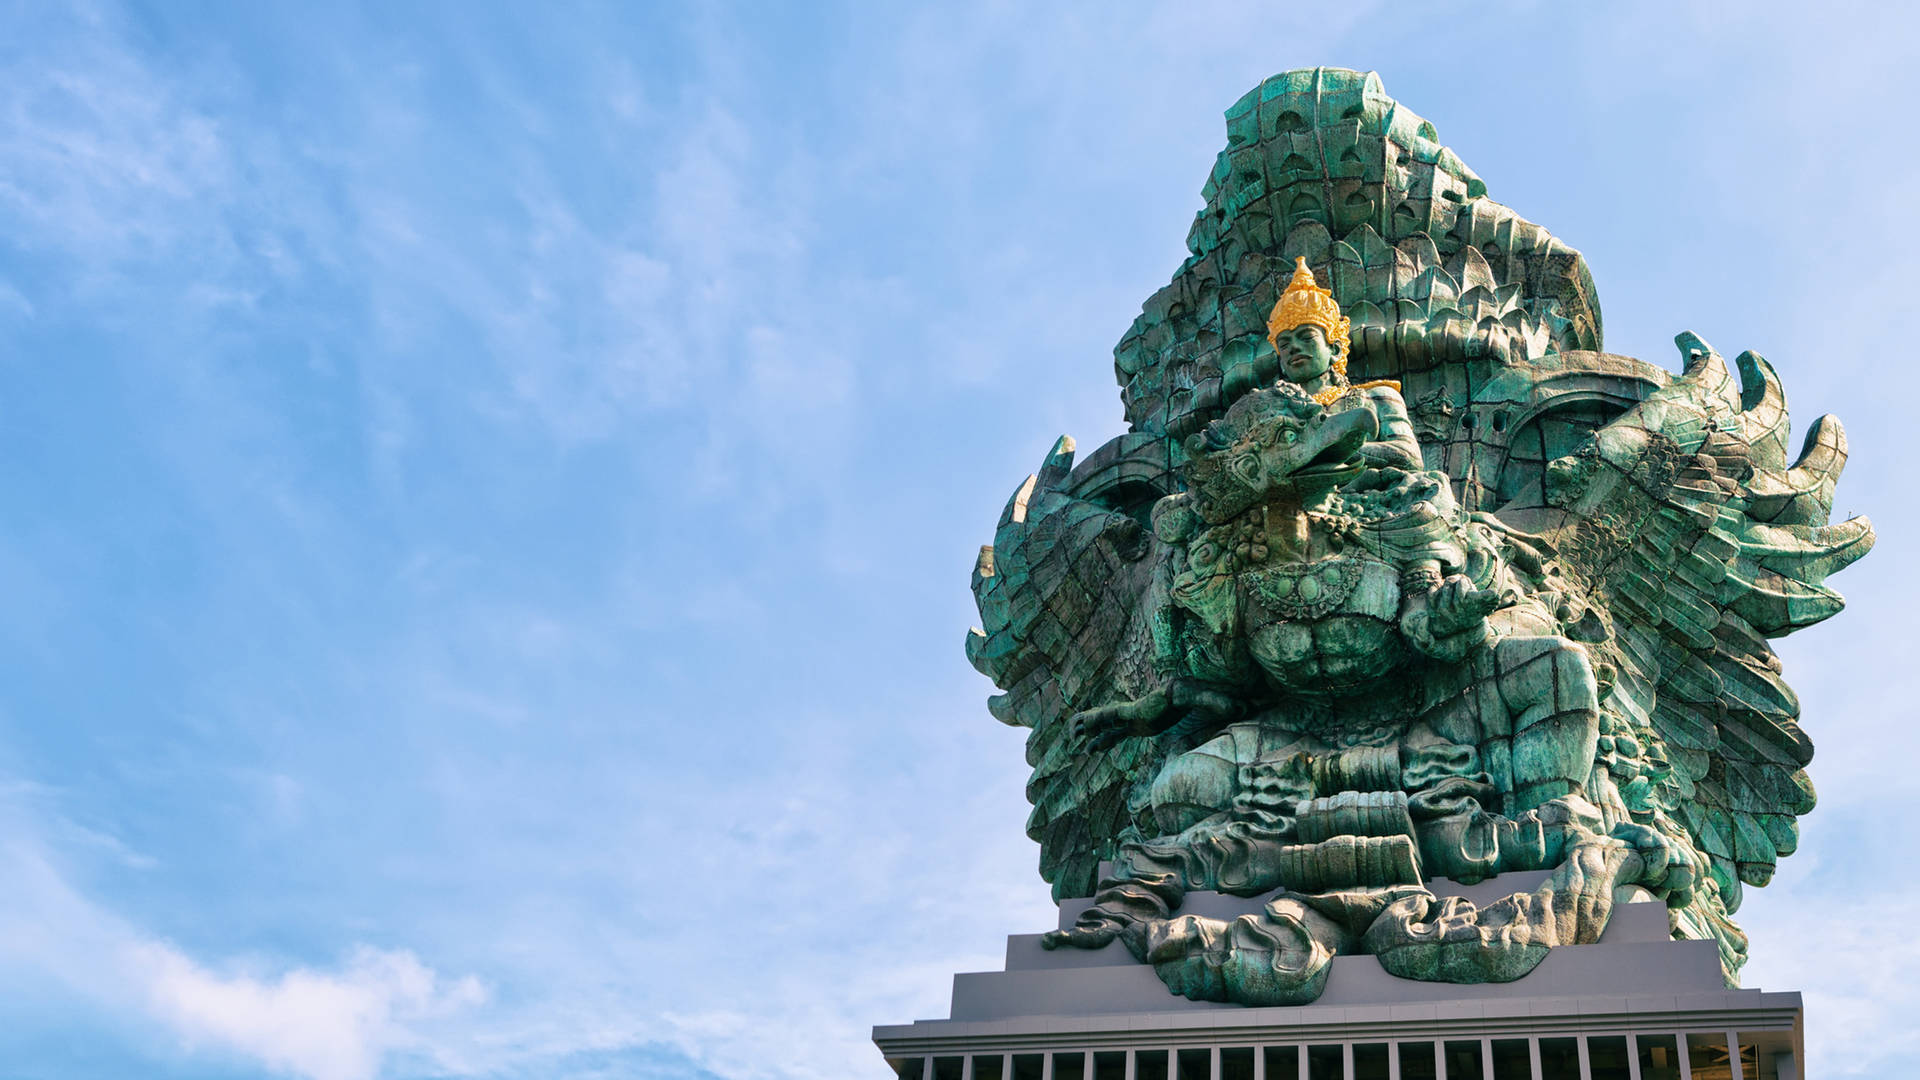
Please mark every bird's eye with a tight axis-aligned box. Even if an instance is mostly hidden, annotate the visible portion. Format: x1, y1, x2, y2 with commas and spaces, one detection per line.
1281, 429, 1298, 445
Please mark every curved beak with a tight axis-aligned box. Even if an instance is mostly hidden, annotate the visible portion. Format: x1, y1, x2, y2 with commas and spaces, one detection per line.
1295, 407, 1376, 476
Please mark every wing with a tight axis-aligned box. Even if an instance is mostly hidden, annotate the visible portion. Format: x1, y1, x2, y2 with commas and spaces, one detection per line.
968, 433, 1176, 899
1542, 332, 1873, 916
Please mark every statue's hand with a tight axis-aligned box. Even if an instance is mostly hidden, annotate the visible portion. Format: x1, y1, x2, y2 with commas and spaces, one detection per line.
1340, 464, 1407, 493
1069, 679, 1237, 751
1070, 689, 1171, 751
1402, 575, 1517, 662
1425, 575, 1508, 640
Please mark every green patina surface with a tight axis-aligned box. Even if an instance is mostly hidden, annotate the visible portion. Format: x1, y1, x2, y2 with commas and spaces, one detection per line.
967, 68, 1873, 1007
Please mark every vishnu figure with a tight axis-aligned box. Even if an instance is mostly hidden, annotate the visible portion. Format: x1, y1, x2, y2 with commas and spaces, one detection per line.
1267, 257, 1423, 471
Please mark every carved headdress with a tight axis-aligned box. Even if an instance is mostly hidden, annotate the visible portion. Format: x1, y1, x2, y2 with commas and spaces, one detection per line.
1266, 257, 1352, 384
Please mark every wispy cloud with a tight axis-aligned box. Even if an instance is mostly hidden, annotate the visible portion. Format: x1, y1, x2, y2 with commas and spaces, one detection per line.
2, 4, 1916, 1080
135, 943, 485, 1080
0, 794, 483, 1080
0, 54, 224, 270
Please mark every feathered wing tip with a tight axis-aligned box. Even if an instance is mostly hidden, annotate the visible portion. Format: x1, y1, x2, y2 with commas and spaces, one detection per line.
1678, 333, 1877, 635
1547, 330, 1872, 972
968, 432, 1178, 898
1599, 333, 1875, 611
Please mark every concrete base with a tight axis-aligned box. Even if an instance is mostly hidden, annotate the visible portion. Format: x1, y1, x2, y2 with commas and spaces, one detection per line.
874, 873, 1803, 1080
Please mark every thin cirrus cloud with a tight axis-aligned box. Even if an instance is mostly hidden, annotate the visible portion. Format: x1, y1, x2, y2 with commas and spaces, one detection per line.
0, 793, 482, 1080
0, 3, 1916, 1080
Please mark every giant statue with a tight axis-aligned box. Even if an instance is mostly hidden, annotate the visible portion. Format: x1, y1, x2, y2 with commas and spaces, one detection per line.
966, 67, 1873, 1007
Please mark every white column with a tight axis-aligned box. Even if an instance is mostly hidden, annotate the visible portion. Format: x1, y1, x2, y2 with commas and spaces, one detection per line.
1482, 1041, 1495, 1080
1675, 1035, 1691, 1080
964, 1056, 974, 1080
1435, 1041, 1447, 1080
1300, 1046, 1309, 1080
1343, 1045, 1354, 1080
1388, 1041, 1400, 1080
1006, 1055, 1016, 1080
922, 1058, 934, 1080
1625, 1035, 1641, 1080
1127, 1048, 1138, 1080
1726, 1032, 1744, 1080
1213, 1047, 1223, 1080
1528, 1039, 1543, 1080
1577, 1037, 1592, 1080
1043, 1052, 1055, 1080
1253, 1046, 1266, 1080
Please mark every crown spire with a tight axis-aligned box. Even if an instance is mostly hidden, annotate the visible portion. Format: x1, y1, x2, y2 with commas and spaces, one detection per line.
1266, 257, 1352, 374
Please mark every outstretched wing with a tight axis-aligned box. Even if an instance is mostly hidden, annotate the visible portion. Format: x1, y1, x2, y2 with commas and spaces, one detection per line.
1543, 332, 1873, 913
968, 433, 1174, 899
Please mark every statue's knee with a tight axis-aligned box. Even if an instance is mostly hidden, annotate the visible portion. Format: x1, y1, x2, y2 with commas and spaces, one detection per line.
1496, 637, 1598, 726
1549, 644, 1599, 711
1152, 740, 1239, 834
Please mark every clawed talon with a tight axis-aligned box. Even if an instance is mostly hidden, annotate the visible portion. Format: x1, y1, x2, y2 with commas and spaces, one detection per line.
1610, 822, 1695, 903
1042, 921, 1122, 951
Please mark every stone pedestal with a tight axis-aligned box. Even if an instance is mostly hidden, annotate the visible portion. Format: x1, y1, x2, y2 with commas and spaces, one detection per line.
874, 873, 1802, 1080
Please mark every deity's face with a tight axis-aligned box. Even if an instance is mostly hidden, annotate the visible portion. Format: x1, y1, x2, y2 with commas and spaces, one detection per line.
1273, 324, 1336, 386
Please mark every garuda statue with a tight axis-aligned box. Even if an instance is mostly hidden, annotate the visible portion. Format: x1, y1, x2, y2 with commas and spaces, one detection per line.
967, 67, 1873, 1006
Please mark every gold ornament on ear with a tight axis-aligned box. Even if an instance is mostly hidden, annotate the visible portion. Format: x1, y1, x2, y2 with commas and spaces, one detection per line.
1267, 257, 1353, 405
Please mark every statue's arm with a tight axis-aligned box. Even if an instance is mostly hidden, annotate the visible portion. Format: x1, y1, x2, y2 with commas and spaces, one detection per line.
1359, 387, 1424, 470
1079, 548, 1245, 749
1147, 548, 1183, 678
1069, 677, 1238, 751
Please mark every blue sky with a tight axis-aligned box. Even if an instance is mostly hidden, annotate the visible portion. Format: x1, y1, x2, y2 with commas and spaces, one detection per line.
0, 2, 1916, 1078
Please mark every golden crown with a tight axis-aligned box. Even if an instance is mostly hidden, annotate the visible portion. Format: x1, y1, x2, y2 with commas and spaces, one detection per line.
1266, 257, 1351, 366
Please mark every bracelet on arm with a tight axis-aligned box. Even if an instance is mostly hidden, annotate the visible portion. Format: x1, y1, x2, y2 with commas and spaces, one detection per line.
1402, 565, 1443, 593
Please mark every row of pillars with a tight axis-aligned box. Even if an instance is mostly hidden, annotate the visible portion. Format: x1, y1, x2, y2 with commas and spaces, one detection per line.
907, 1030, 1797, 1080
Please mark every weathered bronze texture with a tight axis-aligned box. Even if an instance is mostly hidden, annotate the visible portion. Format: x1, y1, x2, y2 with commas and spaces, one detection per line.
967, 67, 1872, 1006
